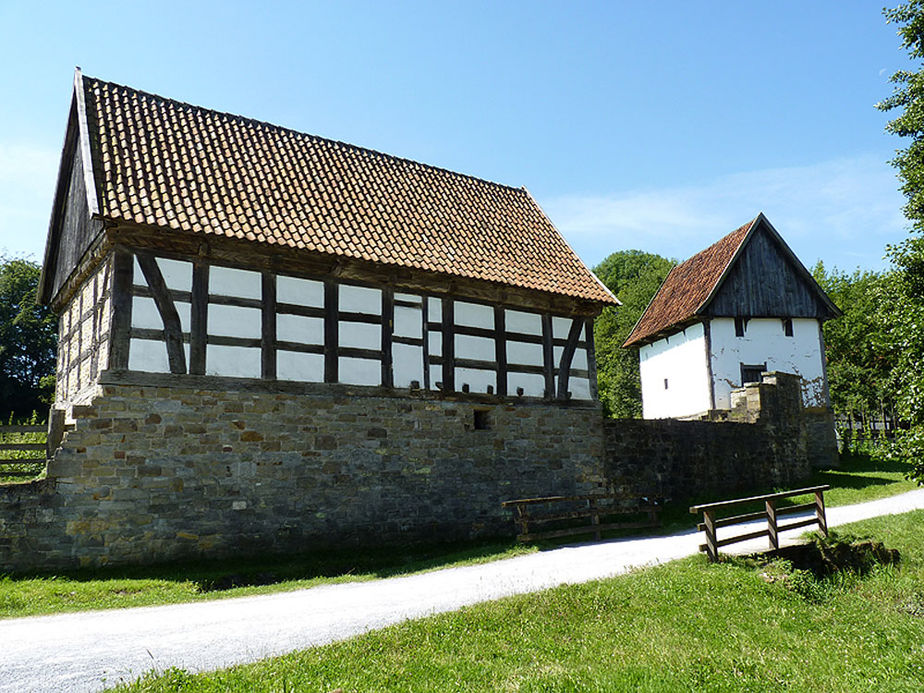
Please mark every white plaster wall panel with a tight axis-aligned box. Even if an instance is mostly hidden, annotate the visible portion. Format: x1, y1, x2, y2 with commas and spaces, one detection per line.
506, 309, 541, 335
208, 304, 262, 339
454, 301, 494, 328
157, 258, 193, 292
131, 296, 191, 332
395, 292, 422, 304
340, 284, 381, 314
277, 314, 324, 345
276, 276, 324, 307
394, 305, 422, 338
339, 321, 381, 350
428, 332, 442, 357
455, 334, 495, 362
639, 322, 711, 419
209, 265, 262, 300
553, 345, 588, 371
552, 316, 572, 340
709, 317, 826, 408
569, 376, 592, 401
428, 297, 442, 322
393, 343, 424, 388
205, 345, 261, 378
277, 351, 324, 382
507, 340, 543, 366
129, 339, 189, 373
508, 372, 545, 397
338, 357, 381, 386
429, 364, 441, 390
455, 367, 496, 394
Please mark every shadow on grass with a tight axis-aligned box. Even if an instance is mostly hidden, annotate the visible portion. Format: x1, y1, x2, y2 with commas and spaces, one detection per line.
6, 536, 528, 592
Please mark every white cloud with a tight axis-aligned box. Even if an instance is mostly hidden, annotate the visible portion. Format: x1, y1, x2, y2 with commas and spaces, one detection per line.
0, 141, 59, 261
542, 155, 907, 272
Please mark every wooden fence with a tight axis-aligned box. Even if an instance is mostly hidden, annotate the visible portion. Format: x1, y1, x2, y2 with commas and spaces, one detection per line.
0, 425, 48, 479
690, 485, 829, 562
502, 493, 660, 542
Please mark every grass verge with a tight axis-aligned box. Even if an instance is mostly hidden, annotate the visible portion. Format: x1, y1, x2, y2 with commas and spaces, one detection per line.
115, 510, 924, 692
0, 451, 918, 620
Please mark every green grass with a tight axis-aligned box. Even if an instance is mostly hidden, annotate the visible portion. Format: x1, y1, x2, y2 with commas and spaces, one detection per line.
115, 510, 924, 692
0, 426, 46, 484
0, 451, 918, 621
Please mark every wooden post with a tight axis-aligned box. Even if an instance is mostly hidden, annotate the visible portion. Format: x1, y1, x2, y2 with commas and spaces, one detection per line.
494, 305, 507, 397
556, 318, 583, 400
815, 489, 828, 536
441, 298, 455, 392
421, 296, 430, 391
189, 263, 209, 375
108, 249, 134, 370
261, 272, 277, 380
324, 280, 339, 383
766, 500, 779, 550
584, 318, 598, 400
541, 314, 554, 399
381, 287, 394, 388
703, 510, 718, 562
516, 503, 529, 539
136, 252, 187, 375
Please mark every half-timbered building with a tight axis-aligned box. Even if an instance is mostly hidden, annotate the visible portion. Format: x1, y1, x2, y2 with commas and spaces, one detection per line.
623, 214, 840, 419
41, 70, 617, 412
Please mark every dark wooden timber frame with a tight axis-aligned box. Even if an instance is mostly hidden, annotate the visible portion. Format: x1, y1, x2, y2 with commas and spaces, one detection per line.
690, 485, 830, 562
103, 244, 601, 401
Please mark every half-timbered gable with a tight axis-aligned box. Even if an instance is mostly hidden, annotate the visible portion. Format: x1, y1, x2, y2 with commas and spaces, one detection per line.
40, 70, 616, 412
624, 214, 840, 419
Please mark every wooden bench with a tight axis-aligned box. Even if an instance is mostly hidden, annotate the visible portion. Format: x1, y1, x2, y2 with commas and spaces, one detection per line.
690, 485, 830, 562
502, 493, 661, 542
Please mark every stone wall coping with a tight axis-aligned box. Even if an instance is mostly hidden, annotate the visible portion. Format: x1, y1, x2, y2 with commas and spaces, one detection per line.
97, 369, 601, 410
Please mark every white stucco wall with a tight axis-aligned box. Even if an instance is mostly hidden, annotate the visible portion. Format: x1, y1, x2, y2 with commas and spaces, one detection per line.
639, 322, 711, 419
710, 317, 826, 407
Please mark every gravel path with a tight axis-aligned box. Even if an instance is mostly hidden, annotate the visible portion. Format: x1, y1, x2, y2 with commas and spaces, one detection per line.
3, 488, 923, 692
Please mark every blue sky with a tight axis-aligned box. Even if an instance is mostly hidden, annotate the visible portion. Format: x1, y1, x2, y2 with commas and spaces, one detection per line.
0, 1, 913, 273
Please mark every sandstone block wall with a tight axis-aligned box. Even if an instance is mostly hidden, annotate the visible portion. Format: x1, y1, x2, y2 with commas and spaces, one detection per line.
604, 373, 813, 503
0, 378, 604, 571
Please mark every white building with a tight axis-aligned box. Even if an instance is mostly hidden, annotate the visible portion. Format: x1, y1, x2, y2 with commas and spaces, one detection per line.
623, 214, 841, 419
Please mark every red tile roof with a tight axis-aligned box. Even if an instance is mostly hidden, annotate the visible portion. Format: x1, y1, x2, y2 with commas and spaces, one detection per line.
79, 75, 616, 305
622, 217, 757, 346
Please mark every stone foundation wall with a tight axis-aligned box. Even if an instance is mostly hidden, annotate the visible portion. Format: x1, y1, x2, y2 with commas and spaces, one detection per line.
604, 372, 814, 503
0, 375, 604, 571
0, 371, 837, 573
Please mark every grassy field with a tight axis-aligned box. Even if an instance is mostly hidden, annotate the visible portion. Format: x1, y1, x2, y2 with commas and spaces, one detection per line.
0, 450, 918, 620
0, 424, 46, 484
115, 510, 924, 692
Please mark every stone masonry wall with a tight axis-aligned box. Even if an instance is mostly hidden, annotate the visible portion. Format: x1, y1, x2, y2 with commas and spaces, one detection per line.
0, 371, 836, 573
0, 379, 605, 571
604, 372, 813, 503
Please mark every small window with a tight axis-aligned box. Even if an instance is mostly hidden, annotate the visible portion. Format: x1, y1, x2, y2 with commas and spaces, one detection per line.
782, 318, 793, 337
734, 317, 748, 337
740, 363, 766, 385
473, 409, 490, 431
664, 378, 669, 390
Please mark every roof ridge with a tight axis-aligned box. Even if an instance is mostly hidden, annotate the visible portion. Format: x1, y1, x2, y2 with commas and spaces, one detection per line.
82, 74, 529, 197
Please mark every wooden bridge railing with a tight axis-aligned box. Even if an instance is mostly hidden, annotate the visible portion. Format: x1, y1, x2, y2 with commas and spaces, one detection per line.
502, 493, 660, 543
690, 485, 829, 562
0, 425, 48, 479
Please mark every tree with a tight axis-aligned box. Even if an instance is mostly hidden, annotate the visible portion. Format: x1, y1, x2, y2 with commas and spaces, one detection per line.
592, 250, 675, 418
877, 2, 924, 481
0, 258, 57, 419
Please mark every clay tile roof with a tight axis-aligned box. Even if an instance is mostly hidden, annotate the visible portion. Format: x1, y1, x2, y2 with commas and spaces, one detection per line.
80, 75, 616, 305
622, 216, 758, 347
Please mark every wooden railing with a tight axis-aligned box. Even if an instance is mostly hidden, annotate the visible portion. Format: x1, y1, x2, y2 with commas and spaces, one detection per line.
690, 485, 830, 562
0, 425, 47, 480
502, 493, 660, 543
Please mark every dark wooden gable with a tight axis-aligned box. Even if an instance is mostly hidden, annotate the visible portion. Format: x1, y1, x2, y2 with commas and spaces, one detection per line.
39, 73, 104, 306
702, 218, 839, 320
